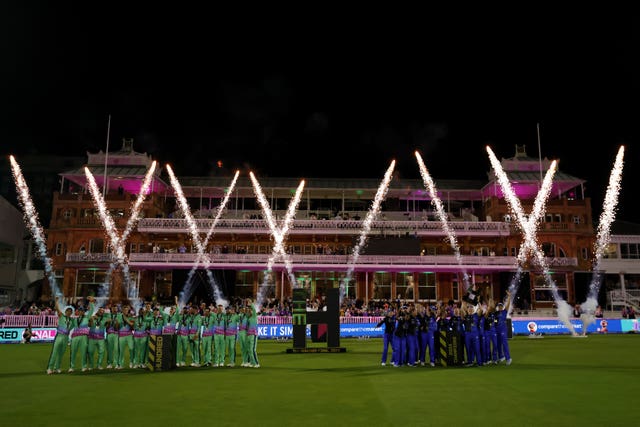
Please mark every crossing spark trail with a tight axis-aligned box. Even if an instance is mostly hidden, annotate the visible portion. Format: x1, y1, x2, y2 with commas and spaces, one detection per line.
340, 160, 395, 303
506, 160, 557, 309
84, 162, 157, 311
485, 147, 579, 334
580, 146, 625, 333
415, 151, 470, 291
10, 156, 62, 298
250, 172, 305, 311
181, 171, 240, 305
166, 165, 227, 307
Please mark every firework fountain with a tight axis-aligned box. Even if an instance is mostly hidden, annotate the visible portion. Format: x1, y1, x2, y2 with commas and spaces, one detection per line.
339, 159, 396, 304
84, 162, 157, 312
486, 147, 579, 334
166, 165, 232, 308
415, 151, 471, 291
9, 156, 63, 299
503, 161, 558, 311
178, 171, 240, 307
580, 146, 625, 334
250, 172, 305, 311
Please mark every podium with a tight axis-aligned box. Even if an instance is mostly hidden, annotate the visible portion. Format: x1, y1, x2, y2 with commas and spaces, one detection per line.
438, 330, 464, 367
147, 334, 177, 371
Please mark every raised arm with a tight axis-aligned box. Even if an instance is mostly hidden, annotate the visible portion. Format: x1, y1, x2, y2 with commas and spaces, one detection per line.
54, 296, 63, 317
504, 291, 512, 312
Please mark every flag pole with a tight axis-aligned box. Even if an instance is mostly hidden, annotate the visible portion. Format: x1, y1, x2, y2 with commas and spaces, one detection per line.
103, 115, 111, 197
537, 122, 543, 185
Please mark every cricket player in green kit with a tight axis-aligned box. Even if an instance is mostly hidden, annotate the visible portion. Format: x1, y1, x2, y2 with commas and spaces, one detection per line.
46, 297, 73, 374
237, 306, 249, 367
245, 301, 260, 368
224, 306, 239, 367
176, 307, 191, 367
116, 304, 134, 369
69, 299, 93, 372
188, 306, 202, 367
87, 304, 109, 370
200, 307, 215, 367
105, 302, 119, 369
141, 303, 154, 364
132, 308, 149, 368
213, 305, 226, 367
162, 296, 180, 335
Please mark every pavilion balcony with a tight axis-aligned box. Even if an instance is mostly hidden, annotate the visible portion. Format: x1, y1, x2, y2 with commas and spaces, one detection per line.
135, 218, 512, 237
64, 251, 577, 272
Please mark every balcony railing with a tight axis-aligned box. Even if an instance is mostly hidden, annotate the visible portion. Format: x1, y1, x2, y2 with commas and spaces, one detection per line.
66, 253, 117, 263
63, 251, 577, 272
136, 218, 511, 236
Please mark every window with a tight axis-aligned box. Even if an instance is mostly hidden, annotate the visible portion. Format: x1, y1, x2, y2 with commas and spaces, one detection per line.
555, 214, 562, 223
630, 243, 639, 259
621, 243, 640, 259
372, 272, 392, 300
55, 243, 63, 256
235, 271, 254, 299
0, 243, 15, 264
474, 247, 490, 256
581, 247, 589, 260
75, 268, 113, 299
63, 209, 73, 219
541, 242, 556, 258
532, 272, 568, 302
314, 271, 340, 299
89, 239, 105, 253
154, 271, 172, 299
603, 243, 618, 259
572, 215, 581, 224
295, 272, 313, 291
451, 276, 461, 301
396, 273, 415, 300
425, 246, 437, 255
417, 272, 436, 301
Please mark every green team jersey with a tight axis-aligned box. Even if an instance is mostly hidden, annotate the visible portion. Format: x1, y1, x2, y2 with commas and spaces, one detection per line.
225, 313, 239, 336
188, 314, 202, 337
133, 315, 149, 333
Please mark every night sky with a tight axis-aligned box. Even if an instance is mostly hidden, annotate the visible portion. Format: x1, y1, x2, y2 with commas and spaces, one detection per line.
2, 6, 639, 222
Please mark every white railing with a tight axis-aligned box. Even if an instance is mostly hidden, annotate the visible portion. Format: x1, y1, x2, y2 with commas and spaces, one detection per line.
125, 253, 525, 269
66, 253, 117, 263
136, 218, 511, 236
63, 252, 578, 270
0, 315, 59, 327
608, 289, 640, 310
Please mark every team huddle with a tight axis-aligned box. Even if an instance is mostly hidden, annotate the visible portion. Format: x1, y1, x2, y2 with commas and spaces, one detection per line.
46, 295, 260, 374
377, 286, 513, 367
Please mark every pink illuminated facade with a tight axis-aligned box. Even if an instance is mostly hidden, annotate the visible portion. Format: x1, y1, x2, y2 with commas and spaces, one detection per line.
44, 140, 597, 310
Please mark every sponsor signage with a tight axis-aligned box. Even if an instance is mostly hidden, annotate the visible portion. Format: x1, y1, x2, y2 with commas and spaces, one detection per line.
512, 319, 623, 335
0, 328, 58, 343
0, 318, 635, 343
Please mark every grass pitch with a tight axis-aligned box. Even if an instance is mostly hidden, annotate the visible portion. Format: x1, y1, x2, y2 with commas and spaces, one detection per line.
1, 334, 639, 427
